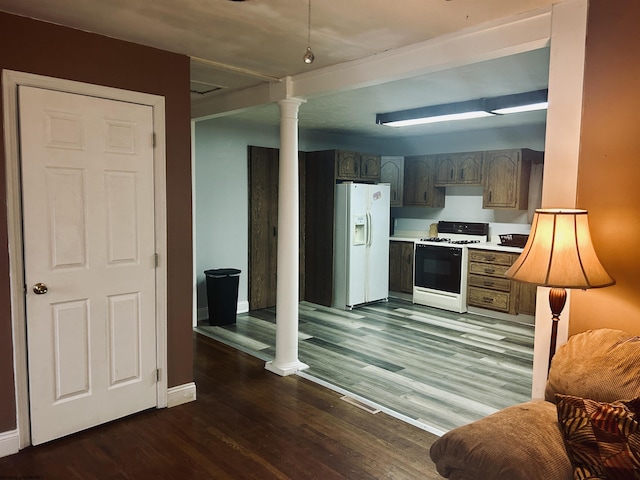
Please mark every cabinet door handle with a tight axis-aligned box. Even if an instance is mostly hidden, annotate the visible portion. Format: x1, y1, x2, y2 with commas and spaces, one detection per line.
484, 281, 495, 287
423, 192, 427, 201
482, 296, 494, 303
460, 169, 464, 179
273, 227, 277, 237
450, 169, 454, 179
484, 268, 495, 274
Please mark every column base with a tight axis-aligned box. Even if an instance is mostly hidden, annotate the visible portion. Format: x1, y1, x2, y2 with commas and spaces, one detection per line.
264, 360, 309, 376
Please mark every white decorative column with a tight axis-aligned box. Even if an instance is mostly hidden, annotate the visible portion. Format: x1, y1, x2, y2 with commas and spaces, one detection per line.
265, 98, 309, 376
530, 0, 588, 398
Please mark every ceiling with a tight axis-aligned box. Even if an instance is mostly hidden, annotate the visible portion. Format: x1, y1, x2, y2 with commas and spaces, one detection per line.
0, 0, 556, 138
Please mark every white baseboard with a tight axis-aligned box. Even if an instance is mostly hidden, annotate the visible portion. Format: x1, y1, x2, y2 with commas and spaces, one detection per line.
237, 300, 249, 314
0, 429, 19, 459
167, 382, 197, 408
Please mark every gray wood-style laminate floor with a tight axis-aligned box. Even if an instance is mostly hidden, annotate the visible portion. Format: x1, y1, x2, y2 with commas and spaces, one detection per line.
195, 298, 534, 436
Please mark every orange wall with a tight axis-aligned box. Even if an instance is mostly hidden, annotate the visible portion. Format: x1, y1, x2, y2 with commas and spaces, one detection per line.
571, 0, 640, 335
0, 13, 194, 433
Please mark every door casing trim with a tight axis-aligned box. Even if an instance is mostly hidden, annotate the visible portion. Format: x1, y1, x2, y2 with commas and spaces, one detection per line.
2, 69, 168, 449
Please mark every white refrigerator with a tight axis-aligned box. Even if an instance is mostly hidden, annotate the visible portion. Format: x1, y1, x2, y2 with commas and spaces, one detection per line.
333, 182, 391, 310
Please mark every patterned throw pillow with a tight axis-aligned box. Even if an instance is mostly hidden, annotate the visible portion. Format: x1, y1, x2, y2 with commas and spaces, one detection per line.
556, 394, 640, 480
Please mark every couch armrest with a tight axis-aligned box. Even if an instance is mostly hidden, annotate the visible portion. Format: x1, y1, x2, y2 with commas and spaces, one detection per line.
429, 400, 572, 480
545, 329, 640, 403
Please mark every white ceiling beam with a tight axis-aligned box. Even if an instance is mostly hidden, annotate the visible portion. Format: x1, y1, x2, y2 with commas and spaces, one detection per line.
191, 6, 551, 120
292, 7, 551, 99
191, 80, 285, 121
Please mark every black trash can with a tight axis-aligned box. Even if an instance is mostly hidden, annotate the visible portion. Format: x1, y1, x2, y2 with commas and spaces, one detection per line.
204, 268, 241, 326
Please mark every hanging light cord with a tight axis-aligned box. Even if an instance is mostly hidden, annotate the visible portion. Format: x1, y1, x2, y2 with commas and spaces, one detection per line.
302, 0, 315, 63
307, 0, 311, 47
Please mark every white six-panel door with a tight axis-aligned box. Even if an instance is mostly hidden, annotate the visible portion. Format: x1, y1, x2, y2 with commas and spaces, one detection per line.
19, 85, 158, 445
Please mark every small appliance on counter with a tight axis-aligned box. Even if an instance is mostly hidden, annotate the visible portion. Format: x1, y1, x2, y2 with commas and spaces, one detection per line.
498, 234, 529, 248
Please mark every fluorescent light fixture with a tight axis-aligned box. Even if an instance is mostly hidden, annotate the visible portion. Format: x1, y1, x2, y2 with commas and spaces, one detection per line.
485, 89, 548, 115
490, 102, 548, 115
376, 99, 492, 127
383, 110, 493, 127
376, 89, 548, 127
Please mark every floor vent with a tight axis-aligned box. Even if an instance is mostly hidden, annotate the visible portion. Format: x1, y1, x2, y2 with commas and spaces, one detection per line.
340, 395, 380, 414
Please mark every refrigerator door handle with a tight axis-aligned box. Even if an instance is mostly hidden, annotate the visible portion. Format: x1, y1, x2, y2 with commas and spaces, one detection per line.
366, 211, 372, 246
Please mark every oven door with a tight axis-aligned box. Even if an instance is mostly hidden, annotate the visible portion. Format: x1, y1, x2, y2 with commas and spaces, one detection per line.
414, 244, 463, 294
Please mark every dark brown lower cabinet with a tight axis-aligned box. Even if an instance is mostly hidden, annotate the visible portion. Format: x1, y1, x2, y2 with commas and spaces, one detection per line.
389, 241, 414, 294
516, 282, 537, 315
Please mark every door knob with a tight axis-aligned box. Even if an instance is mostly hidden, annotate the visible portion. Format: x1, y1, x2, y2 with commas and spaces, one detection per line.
32, 283, 48, 295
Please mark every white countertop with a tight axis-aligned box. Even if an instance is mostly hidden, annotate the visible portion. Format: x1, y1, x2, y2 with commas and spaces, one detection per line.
467, 242, 524, 254
389, 236, 422, 243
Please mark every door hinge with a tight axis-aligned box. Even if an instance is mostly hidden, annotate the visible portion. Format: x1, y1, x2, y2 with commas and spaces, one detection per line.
155, 368, 160, 382
152, 132, 156, 148
154, 253, 159, 268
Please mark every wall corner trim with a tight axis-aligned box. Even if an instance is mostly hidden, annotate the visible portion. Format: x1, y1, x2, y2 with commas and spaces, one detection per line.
0, 429, 19, 459
167, 382, 197, 408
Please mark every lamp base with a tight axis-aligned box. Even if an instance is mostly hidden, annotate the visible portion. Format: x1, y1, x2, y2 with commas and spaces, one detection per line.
548, 287, 567, 372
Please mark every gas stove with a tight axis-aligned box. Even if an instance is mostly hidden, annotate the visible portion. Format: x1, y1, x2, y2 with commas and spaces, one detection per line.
416, 221, 489, 246
413, 221, 489, 313
419, 237, 482, 245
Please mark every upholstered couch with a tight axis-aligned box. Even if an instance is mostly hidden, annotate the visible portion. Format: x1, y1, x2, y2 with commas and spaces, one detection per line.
429, 328, 640, 480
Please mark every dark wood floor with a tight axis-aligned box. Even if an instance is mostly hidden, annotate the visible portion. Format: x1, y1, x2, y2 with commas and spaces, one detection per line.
0, 333, 442, 479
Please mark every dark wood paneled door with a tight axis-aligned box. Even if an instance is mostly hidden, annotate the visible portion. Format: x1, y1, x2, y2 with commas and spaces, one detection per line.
249, 146, 278, 310
248, 146, 305, 311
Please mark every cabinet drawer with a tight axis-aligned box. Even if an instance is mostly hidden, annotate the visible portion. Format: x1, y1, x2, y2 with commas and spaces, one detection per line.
469, 261, 511, 277
468, 274, 512, 292
468, 250, 514, 266
468, 286, 511, 313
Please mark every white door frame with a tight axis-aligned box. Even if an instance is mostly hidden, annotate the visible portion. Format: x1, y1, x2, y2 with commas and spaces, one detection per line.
2, 70, 168, 449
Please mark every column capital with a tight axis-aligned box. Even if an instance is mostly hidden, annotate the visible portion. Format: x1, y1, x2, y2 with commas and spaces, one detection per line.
277, 97, 306, 119
277, 97, 306, 106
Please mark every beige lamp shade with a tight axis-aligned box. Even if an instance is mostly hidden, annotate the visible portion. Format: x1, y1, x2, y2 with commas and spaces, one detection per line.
505, 209, 615, 289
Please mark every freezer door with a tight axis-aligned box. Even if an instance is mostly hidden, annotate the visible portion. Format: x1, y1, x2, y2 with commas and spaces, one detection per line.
333, 183, 366, 308
364, 184, 390, 303
345, 185, 367, 306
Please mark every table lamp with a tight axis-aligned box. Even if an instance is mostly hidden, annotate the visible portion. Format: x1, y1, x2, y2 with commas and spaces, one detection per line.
505, 209, 615, 371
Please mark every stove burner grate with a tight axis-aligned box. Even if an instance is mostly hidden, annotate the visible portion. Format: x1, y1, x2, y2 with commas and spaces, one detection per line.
419, 238, 481, 245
